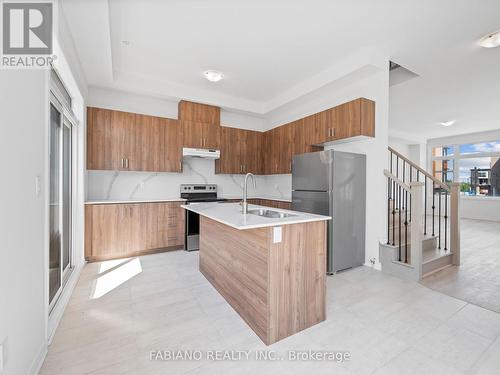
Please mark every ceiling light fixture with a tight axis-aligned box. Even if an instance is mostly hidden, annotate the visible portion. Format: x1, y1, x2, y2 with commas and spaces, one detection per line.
204, 70, 224, 82
440, 120, 456, 127
478, 30, 500, 48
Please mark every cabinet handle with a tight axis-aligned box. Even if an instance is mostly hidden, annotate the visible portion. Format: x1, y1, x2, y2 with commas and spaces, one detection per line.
126, 158, 129, 169
179, 161, 182, 171
332, 128, 335, 138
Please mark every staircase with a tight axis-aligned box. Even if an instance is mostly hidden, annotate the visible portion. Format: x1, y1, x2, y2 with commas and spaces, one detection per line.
379, 147, 460, 282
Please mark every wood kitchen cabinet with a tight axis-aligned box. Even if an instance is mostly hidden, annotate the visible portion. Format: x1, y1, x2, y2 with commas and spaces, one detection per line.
278, 123, 294, 174
302, 109, 337, 145
216, 126, 262, 174
87, 97, 374, 176
243, 130, 263, 174
87, 107, 182, 172
250, 199, 292, 210
87, 107, 108, 170
181, 120, 220, 149
85, 202, 185, 262
263, 124, 294, 175
141, 116, 183, 172
303, 98, 375, 145
178, 100, 220, 125
293, 118, 324, 156
179, 100, 221, 149
216, 126, 243, 174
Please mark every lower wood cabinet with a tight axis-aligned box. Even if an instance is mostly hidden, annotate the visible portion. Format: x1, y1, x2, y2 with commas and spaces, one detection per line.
248, 199, 292, 210
221, 199, 291, 210
85, 202, 185, 262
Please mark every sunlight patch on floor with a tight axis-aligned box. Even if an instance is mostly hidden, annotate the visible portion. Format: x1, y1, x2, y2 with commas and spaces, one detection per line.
92, 258, 142, 298
98, 257, 132, 274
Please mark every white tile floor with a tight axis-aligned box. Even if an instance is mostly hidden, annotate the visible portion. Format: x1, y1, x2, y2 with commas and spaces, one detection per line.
41, 250, 500, 375
422, 219, 500, 313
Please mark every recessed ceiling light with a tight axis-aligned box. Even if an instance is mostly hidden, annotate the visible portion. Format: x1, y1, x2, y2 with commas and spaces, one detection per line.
440, 120, 456, 127
204, 70, 224, 82
121, 40, 131, 46
478, 30, 500, 48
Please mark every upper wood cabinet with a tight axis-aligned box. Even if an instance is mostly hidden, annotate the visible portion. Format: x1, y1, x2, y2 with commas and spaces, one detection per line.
178, 100, 220, 125
179, 100, 221, 149
216, 126, 262, 174
293, 118, 324, 156
243, 130, 263, 174
216, 126, 243, 174
263, 124, 294, 175
87, 107, 182, 172
278, 123, 294, 174
182, 120, 220, 149
88, 98, 374, 176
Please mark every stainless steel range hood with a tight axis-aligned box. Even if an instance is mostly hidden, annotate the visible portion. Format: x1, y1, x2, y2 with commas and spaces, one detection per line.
182, 147, 220, 159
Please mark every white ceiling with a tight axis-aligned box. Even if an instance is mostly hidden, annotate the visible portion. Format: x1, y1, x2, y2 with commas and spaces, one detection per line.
62, 0, 500, 139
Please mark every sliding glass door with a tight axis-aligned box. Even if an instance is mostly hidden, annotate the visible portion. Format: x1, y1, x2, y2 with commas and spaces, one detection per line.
49, 93, 73, 310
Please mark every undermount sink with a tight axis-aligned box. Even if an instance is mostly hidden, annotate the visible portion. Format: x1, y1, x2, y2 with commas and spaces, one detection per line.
247, 208, 296, 219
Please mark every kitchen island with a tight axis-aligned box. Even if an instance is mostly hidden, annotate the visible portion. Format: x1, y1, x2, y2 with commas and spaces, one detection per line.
181, 202, 330, 345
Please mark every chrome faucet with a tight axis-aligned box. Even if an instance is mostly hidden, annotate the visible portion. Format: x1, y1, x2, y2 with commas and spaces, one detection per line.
242, 173, 256, 214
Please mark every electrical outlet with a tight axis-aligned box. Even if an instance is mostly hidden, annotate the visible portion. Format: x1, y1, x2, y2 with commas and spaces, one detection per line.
273, 226, 282, 243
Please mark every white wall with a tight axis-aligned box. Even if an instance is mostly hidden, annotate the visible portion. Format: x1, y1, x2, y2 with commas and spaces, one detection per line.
388, 138, 410, 159
86, 88, 289, 201
267, 62, 390, 267
388, 137, 426, 168
0, 3, 87, 374
0, 70, 48, 375
461, 197, 500, 222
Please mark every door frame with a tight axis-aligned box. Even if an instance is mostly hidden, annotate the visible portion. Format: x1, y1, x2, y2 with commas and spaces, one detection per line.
48, 91, 76, 313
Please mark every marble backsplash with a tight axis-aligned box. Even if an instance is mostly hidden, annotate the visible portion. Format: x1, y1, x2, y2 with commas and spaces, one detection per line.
86, 158, 292, 201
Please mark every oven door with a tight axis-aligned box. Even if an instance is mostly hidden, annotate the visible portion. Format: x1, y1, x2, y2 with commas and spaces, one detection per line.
185, 206, 200, 251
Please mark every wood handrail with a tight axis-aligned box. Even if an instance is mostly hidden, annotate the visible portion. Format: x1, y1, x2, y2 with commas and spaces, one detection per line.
384, 169, 411, 192
388, 146, 450, 192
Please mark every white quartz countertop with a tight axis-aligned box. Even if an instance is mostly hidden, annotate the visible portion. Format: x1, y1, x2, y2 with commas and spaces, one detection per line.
85, 198, 186, 205
181, 202, 330, 230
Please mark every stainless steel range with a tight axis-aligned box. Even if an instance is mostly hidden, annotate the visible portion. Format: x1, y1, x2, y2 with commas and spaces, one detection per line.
180, 184, 227, 251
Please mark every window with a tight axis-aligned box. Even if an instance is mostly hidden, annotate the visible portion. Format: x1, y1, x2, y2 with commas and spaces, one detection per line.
433, 145, 454, 157
431, 142, 500, 197
459, 141, 500, 155
433, 159, 454, 183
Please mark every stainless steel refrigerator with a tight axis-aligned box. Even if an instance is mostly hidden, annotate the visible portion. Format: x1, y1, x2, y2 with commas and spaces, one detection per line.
292, 150, 366, 274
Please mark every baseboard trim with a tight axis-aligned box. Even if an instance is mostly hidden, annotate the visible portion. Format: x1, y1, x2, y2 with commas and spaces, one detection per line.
28, 343, 47, 375
47, 261, 85, 343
